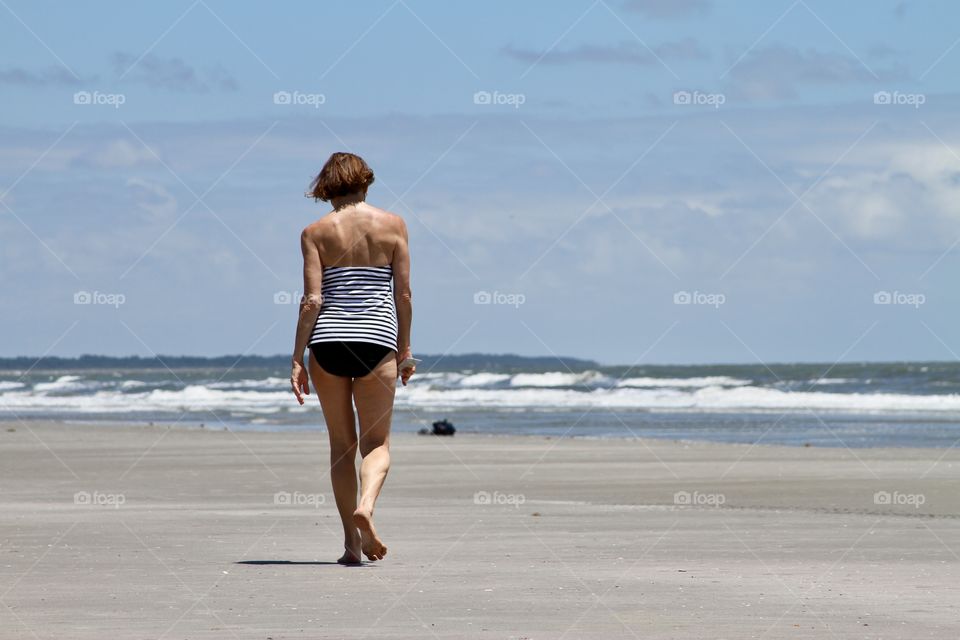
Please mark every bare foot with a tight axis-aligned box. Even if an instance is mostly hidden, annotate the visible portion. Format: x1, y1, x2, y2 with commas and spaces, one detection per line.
337, 548, 362, 564
352, 508, 387, 561
338, 533, 363, 565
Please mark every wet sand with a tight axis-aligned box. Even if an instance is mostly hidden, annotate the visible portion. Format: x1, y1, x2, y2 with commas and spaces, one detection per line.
1, 420, 958, 638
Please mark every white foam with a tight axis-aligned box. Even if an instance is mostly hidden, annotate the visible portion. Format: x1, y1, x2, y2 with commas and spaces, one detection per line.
617, 376, 751, 388
414, 372, 448, 381
0, 381, 25, 391
805, 378, 854, 385
457, 373, 511, 387
395, 384, 960, 413
4, 379, 960, 417
509, 371, 611, 387
33, 375, 87, 393
0, 385, 291, 414
207, 377, 288, 390
686, 385, 960, 412
142, 385, 289, 410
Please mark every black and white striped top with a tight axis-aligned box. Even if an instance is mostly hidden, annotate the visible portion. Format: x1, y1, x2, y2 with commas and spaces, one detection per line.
309, 265, 398, 351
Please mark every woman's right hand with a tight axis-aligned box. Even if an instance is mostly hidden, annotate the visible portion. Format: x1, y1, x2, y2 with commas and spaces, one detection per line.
396, 347, 415, 386
291, 358, 309, 405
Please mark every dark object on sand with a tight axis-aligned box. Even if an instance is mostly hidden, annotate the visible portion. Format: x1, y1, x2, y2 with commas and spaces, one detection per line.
418, 419, 456, 436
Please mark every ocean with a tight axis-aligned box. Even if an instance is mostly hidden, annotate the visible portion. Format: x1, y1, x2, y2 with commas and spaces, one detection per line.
3, 358, 960, 448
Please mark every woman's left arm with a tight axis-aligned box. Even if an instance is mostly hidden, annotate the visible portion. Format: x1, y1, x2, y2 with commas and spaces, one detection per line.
291, 229, 323, 405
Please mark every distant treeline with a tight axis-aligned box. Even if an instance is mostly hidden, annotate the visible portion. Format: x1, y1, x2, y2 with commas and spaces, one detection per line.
0, 353, 599, 373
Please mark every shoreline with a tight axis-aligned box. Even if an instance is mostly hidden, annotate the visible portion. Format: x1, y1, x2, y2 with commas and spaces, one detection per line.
20, 415, 960, 452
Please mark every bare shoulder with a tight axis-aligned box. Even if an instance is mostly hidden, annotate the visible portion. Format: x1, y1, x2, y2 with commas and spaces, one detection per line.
301, 216, 331, 238
365, 203, 406, 229
300, 221, 328, 255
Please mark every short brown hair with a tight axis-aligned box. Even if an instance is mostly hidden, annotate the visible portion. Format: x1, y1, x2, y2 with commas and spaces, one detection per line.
307, 152, 375, 201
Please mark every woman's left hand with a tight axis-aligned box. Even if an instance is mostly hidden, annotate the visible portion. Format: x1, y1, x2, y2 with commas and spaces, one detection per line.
291, 359, 310, 405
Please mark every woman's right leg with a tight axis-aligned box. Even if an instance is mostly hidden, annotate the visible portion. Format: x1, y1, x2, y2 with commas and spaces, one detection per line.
308, 352, 361, 564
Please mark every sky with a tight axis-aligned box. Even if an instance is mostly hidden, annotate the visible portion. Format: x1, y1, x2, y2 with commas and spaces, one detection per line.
2, 0, 959, 365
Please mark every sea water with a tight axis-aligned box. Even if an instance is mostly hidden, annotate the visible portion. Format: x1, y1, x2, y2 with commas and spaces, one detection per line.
3, 361, 960, 448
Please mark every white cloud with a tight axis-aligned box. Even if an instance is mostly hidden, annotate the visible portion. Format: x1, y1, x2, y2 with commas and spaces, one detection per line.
126, 177, 178, 218
85, 139, 157, 169
502, 38, 709, 66
110, 53, 238, 93
725, 45, 908, 101
0, 66, 85, 86
3, 105, 960, 360
806, 140, 960, 244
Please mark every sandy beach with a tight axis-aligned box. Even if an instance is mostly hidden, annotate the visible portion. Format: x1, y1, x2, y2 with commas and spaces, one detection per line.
1, 420, 958, 639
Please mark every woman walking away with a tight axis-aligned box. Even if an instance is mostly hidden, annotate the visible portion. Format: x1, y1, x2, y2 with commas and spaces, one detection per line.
290, 152, 415, 564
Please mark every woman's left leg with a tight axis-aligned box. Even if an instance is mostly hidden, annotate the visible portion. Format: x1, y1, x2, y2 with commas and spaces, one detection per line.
308, 353, 362, 564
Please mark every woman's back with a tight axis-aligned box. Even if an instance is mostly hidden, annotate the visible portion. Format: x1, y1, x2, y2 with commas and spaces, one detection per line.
307, 202, 403, 267
302, 197, 411, 370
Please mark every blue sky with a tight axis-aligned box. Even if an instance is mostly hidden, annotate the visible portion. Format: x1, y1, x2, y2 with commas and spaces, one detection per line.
2, 0, 960, 364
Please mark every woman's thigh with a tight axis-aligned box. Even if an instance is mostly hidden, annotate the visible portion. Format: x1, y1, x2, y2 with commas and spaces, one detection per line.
308, 352, 357, 449
352, 351, 397, 455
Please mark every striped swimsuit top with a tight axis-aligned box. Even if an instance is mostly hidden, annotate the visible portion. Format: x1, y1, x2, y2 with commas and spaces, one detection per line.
309, 265, 398, 351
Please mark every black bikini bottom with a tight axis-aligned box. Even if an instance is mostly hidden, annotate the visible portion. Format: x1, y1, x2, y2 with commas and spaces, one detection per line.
310, 341, 395, 378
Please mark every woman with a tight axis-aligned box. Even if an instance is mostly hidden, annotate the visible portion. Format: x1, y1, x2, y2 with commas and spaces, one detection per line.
290, 152, 415, 564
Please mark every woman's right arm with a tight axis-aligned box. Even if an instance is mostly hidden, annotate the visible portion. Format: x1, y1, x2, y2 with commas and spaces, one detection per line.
290, 228, 323, 404
392, 218, 414, 384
